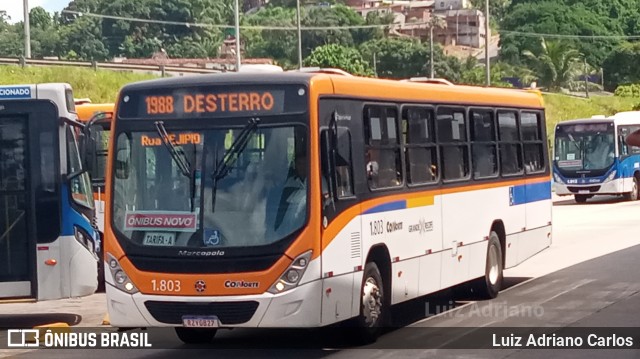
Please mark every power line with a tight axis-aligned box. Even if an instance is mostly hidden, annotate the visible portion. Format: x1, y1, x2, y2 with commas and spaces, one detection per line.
61, 10, 640, 40
60, 10, 396, 30
498, 29, 640, 40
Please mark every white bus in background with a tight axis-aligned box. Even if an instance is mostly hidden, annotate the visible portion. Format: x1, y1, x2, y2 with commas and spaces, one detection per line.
0, 83, 99, 300
553, 112, 640, 203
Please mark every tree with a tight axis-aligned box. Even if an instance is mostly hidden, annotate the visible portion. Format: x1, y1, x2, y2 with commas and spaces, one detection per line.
30, 7, 52, 29
304, 44, 374, 76
499, 1, 620, 67
360, 38, 429, 79
602, 42, 640, 91
522, 38, 581, 91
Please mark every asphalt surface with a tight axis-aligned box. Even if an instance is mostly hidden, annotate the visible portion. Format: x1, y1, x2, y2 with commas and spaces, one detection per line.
2, 195, 640, 358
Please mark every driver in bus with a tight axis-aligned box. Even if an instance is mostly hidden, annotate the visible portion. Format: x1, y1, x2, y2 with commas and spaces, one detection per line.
627, 129, 640, 147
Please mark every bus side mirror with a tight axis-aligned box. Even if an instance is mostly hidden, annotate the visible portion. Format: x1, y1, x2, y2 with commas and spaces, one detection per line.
320, 129, 335, 210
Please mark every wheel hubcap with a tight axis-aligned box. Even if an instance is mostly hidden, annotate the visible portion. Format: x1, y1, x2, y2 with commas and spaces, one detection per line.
362, 277, 382, 327
488, 245, 499, 285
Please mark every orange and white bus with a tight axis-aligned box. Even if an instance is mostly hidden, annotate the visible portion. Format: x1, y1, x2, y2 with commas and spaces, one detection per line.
77, 102, 113, 290
76, 102, 114, 233
104, 73, 552, 343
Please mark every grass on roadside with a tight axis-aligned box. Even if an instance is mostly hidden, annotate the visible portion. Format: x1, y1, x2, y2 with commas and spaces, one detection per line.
0, 65, 158, 103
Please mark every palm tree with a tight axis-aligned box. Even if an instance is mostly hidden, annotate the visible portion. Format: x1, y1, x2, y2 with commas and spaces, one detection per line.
522, 38, 582, 91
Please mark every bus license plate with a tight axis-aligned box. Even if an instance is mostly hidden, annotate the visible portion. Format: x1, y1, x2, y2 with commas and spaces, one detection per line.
578, 190, 590, 194
143, 232, 175, 246
182, 316, 220, 328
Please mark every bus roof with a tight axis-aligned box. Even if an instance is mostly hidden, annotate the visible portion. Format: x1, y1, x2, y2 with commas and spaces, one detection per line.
118, 73, 544, 109
558, 111, 640, 127
76, 103, 115, 122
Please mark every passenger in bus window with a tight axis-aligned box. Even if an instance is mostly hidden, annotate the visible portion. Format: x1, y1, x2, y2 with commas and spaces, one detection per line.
366, 149, 379, 181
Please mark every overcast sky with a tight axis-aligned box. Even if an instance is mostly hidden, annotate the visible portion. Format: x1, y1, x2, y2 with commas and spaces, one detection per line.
2, 0, 69, 23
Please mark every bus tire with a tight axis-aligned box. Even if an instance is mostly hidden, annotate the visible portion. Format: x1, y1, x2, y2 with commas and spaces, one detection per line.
474, 232, 503, 299
623, 176, 638, 201
175, 327, 217, 344
354, 262, 386, 344
574, 194, 588, 203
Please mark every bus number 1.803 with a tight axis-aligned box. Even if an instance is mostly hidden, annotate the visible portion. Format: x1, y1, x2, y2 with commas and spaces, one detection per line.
151, 279, 181, 292
370, 220, 384, 236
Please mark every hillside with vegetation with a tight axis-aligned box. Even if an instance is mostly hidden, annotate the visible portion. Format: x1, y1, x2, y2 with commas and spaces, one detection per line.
1, 0, 640, 92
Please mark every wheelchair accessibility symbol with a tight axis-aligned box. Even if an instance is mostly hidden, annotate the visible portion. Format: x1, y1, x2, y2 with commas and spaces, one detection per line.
204, 229, 221, 246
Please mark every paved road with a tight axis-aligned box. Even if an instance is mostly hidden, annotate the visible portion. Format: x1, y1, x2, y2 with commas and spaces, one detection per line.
3, 194, 640, 358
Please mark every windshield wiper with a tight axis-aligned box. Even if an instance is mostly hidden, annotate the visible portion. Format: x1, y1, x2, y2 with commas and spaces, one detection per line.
210, 117, 260, 211
155, 121, 191, 177
212, 118, 260, 181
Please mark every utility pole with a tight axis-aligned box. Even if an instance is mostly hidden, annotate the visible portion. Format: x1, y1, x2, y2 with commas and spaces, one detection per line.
234, 0, 241, 71
430, 25, 434, 78
373, 52, 377, 77
485, 0, 490, 86
23, 0, 31, 58
584, 57, 589, 98
296, 0, 303, 69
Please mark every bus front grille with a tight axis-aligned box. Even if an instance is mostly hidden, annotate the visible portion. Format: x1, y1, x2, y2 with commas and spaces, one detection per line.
567, 186, 601, 193
144, 300, 260, 325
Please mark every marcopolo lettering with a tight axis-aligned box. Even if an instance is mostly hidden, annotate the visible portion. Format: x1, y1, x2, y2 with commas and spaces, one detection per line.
224, 280, 259, 289
0, 87, 31, 98
178, 250, 225, 257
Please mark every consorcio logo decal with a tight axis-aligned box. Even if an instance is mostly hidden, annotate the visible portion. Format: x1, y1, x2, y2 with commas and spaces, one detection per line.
224, 280, 259, 289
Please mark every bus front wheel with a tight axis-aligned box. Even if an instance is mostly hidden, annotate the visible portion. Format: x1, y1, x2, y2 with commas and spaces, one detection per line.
175, 327, 217, 344
623, 177, 638, 201
354, 262, 386, 344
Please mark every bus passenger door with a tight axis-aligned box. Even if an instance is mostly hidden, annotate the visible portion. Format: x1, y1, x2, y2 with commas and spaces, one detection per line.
520, 111, 552, 264
319, 100, 362, 325
0, 113, 33, 299
0, 100, 60, 300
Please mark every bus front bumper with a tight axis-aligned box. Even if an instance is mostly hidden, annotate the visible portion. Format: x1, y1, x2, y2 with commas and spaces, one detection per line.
554, 178, 627, 196
105, 279, 323, 328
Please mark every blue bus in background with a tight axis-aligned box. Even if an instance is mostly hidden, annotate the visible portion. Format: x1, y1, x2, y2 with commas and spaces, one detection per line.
553, 112, 640, 203
0, 83, 99, 300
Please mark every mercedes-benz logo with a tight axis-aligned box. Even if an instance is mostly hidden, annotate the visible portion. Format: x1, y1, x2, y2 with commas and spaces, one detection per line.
195, 280, 206, 293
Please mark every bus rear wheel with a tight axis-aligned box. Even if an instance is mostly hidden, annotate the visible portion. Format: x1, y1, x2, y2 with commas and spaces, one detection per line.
574, 194, 589, 203
473, 232, 503, 299
175, 328, 217, 344
623, 177, 638, 201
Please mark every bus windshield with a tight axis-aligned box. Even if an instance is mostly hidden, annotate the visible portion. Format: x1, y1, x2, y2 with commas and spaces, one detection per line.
112, 123, 308, 249
555, 123, 615, 171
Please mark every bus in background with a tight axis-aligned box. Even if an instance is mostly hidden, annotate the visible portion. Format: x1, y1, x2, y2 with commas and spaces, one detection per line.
0, 83, 99, 300
104, 73, 551, 343
76, 102, 113, 291
553, 112, 640, 203
76, 102, 114, 233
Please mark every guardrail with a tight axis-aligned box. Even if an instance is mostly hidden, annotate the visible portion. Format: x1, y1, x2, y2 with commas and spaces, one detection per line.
0, 57, 226, 76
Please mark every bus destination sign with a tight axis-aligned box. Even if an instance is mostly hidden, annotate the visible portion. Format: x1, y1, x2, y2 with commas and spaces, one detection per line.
118, 85, 307, 119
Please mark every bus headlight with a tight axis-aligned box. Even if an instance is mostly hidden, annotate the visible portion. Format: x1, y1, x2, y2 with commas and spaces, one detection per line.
553, 173, 564, 184
268, 250, 312, 294
74, 226, 95, 253
106, 252, 139, 294
606, 170, 617, 182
